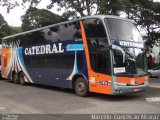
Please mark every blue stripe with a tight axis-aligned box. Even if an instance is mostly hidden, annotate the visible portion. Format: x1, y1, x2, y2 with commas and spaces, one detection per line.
18, 47, 26, 68
66, 44, 84, 51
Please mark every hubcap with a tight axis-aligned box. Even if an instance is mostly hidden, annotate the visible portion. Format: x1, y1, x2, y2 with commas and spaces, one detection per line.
77, 82, 85, 92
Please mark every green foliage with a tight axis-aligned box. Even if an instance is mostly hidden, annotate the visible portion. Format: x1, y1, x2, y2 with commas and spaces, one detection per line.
0, 14, 10, 42
48, 0, 97, 17
123, 0, 160, 47
98, 0, 125, 15
0, 14, 22, 43
9, 26, 22, 34
0, 0, 41, 13
21, 7, 65, 31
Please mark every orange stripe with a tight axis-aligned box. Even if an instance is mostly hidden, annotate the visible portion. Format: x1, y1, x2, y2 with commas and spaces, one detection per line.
79, 20, 112, 94
79, 21, 91, 73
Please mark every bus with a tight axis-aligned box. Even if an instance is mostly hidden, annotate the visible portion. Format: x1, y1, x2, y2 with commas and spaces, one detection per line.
0, 45, 2, 75
1, 15, 148, 96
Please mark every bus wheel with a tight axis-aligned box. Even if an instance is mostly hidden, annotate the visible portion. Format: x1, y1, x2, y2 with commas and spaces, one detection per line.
148, 73, 152, 78
75, 77, 88, 97
19, 72, 26, 85
12, 71, 19, 84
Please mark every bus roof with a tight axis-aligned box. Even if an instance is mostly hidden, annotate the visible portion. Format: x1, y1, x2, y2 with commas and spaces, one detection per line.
3, 15, 135, 40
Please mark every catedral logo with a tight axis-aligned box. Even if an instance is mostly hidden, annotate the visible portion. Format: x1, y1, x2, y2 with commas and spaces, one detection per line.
24, 43, 64, 55
119, 41, 144, 48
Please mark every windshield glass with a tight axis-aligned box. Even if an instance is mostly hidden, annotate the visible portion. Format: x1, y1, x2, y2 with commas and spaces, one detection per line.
105, 18, 143, 42
112, 48, 147, 75
105, 18, 147, 76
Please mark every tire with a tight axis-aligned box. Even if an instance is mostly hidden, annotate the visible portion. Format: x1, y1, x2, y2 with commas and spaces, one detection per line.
75, 77, 88, 97
19, 72, 26, 85
148, 73, 152, 78
12, 71, 19, 84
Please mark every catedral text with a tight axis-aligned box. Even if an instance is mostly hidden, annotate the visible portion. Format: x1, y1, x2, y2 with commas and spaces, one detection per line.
24, 43, 64, 55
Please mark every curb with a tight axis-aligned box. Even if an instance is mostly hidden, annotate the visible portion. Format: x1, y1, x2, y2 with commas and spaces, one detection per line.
149, 85, 160, 88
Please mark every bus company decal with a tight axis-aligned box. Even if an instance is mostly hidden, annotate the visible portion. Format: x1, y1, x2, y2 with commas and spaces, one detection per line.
24, 43, 64, 55
3, 40, 21, 78
66, 44, 84, 80
18, 47, 33, 83
3, 40, 33, 83
98, 81, 111, 86
66, 44, 84, 51
112, 40, 144, 48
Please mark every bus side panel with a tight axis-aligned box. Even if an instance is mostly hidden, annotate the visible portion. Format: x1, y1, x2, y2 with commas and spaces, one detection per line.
1, 44, 34, 83
20, 41, 88, 89
25, 68, 73, 88
2, 21, 89, 89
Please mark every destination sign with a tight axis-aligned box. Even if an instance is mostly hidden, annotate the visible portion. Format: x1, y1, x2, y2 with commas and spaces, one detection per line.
112, 40, 144, 48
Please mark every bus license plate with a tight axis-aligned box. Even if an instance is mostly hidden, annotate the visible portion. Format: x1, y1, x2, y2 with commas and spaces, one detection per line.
133, 88, 140, 92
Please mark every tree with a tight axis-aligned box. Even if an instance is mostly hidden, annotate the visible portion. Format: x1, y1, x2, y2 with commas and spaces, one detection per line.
0, 0, 41, 13
9, 26, 22, 34
97, 0, 125, 15
21, 7, 65, 31
123, 0, 160, 47
0, 14, 22, 43
48, 0, 97, 17
0, 14, 10, 41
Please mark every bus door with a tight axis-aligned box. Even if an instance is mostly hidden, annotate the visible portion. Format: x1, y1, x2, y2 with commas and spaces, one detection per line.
80, 19, 112, 94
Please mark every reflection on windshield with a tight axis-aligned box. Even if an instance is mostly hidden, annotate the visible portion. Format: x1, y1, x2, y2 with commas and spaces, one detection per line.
113, 48, 147, 75
105, 18, 143, 42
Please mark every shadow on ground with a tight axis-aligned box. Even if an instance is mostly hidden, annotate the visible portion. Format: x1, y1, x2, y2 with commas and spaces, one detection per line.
2, 79, 147, 102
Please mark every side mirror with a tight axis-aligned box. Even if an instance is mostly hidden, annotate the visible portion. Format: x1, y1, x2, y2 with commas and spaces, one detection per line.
111, 45, 125, 63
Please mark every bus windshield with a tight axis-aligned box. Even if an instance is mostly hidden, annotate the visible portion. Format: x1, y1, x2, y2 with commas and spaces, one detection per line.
112, 48, 147, 76
105, 18, 143, 42
105, 18, 147, 76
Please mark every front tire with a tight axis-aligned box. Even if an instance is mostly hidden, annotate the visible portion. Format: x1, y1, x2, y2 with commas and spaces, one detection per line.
75, 77, 88, 97
148, 73, 152, 78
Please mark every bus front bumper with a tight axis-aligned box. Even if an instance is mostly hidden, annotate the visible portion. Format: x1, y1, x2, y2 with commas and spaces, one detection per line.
111, 83, 148, 95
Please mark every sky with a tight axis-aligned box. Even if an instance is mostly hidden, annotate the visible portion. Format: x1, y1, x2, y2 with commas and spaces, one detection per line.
0, 0, 160, 27
0, 0, 65, 27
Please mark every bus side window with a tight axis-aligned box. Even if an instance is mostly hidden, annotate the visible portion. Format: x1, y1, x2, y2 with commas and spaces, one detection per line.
44, 26, 63, 42
45, 21, 82, 42
90, 50, 111, 74
62, 22, 82, 41
82, 18, 111, 75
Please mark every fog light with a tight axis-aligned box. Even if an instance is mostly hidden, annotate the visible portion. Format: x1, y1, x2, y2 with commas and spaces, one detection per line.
115, 90, 123, 94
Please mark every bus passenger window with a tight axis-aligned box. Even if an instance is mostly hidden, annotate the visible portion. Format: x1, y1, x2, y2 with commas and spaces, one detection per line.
90, 51, 111, 74
83, 18, 111, 75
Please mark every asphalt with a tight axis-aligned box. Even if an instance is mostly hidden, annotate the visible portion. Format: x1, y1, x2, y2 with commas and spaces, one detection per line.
0, 77, 159, 116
